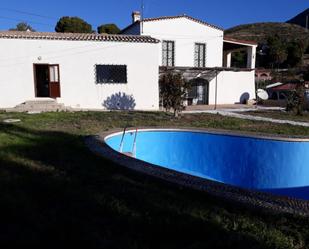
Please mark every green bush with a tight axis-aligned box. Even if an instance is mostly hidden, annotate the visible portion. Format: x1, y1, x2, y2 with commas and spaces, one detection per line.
159, 73, 190, 117
286, 83, 305, 115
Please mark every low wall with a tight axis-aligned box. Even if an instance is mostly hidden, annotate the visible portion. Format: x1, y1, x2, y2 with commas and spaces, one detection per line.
85, 128, 309, 216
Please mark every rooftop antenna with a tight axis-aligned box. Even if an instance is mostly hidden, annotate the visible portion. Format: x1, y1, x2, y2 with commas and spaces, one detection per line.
141, 0, 145, 34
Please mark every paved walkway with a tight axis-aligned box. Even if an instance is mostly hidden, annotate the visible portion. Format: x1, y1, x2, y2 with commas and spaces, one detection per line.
184, 107, 309, 127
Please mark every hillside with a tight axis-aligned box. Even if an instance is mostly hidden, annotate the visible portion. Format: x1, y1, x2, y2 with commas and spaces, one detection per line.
287, 8, 309, 29
225, 22, 309, 44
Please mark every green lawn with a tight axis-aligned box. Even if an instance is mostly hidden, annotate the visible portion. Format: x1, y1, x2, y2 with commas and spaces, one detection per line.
0, 111, 308, 248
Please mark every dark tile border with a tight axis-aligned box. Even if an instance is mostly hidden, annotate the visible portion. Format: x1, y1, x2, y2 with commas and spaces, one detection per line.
85, 128, 309, 217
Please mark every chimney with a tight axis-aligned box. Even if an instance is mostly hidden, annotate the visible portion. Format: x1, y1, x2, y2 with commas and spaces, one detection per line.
132, 11, 141, 23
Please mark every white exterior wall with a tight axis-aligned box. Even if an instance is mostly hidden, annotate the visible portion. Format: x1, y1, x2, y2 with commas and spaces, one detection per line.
0, 39, 159, 110
142, 19, 223, 67
121, 17, 257, 106
208, 71, 255, 105
123, 18, 224, 67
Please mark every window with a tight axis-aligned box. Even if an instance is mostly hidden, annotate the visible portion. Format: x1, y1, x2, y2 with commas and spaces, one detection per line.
96, 65, 127, 84
194, 43, 206, 67
162, 41, 175, 67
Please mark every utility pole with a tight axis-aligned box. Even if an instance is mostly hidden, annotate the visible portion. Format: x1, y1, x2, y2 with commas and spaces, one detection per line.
306, 15, 308, 30
141, 0, 145, 34
214, 69, 218, 110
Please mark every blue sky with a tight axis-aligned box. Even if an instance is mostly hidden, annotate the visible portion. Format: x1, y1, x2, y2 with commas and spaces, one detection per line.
0, 0, 308, 31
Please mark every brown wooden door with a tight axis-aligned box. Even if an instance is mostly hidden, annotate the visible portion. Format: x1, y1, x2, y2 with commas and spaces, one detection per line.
48, 65, 61, 98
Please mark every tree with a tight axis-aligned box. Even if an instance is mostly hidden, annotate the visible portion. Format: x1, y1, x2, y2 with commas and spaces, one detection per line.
286, 82, 305, 115
306, 44, 309, 54
303, 68, 309, 82
97, 24, 120, 34
55, 16, 92, 33
266, 35, 287, 68
159, 73, 189, 117
9, 22, 35, 32
286, 41, 305, 67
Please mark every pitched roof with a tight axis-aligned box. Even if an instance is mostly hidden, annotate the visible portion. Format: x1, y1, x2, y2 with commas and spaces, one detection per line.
0, 31, 159, 43
121, 14, 224, 33
120, 22, 140, 34
143, 15, 224, 31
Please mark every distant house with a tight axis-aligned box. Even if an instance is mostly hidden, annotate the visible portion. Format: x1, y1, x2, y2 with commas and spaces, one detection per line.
255, 69, 272, 82
267, 83, 296, 101
122, 12, 257, 106
265, 82, 309, 108
0, 31, 160, 110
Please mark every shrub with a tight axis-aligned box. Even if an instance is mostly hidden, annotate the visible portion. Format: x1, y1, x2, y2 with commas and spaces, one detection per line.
286, 82, 305, 115
159, 73, 189, 117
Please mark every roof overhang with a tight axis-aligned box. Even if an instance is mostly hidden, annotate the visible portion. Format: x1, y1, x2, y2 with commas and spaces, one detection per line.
142, 15, 224, 31
223, 37, 258, 51
121, 14, 224, 33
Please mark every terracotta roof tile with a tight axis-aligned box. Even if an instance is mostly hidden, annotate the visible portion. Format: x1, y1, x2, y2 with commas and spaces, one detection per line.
0, 31, 160, 43
271, 83, 298, 91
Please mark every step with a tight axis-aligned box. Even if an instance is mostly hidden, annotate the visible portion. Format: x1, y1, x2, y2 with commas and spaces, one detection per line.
11, 100, 70, 113
16, 104, 65, 109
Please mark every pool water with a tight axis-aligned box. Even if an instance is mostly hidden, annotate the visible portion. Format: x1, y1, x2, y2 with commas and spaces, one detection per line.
106, 130, 309, 200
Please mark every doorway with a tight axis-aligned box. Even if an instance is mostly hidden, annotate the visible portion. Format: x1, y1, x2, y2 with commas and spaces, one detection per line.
34, 64, 61, 98
188, 79, 209, 105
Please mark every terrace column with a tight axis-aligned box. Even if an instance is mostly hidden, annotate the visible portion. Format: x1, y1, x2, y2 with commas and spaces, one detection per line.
223, 51, 232, 68
246, 46, 257, 69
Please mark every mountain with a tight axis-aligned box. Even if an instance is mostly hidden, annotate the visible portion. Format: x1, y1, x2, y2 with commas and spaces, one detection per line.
287, 8, 309, 29
225, 22, 309, 44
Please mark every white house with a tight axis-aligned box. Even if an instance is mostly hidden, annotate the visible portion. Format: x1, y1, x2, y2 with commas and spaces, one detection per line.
0, 13, 257, 112
122, 12, 258, 106
0, 31, 160, 110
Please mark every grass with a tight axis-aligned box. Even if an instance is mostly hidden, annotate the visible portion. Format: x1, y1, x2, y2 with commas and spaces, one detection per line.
0, 111, 308, 248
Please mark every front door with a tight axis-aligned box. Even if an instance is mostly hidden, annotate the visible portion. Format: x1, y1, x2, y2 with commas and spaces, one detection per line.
34, 64, 61, 98
48, 65, 61, 98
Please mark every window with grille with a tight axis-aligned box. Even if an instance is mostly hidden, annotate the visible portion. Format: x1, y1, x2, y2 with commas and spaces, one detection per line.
162, 41, 175, 67
194, 43, 206, 67
96, 65, 127, 84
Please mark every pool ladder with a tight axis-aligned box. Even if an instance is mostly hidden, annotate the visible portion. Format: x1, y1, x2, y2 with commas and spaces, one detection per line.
119, 127, 138, 158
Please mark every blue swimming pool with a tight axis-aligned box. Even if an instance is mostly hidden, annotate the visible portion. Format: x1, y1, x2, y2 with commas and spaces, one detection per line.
105, 129, 309, 200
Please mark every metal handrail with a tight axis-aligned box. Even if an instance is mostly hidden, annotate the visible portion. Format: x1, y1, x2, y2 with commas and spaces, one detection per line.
132, 128, 138, 157
119, 126, 138, 158
119, 126, 127, 153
